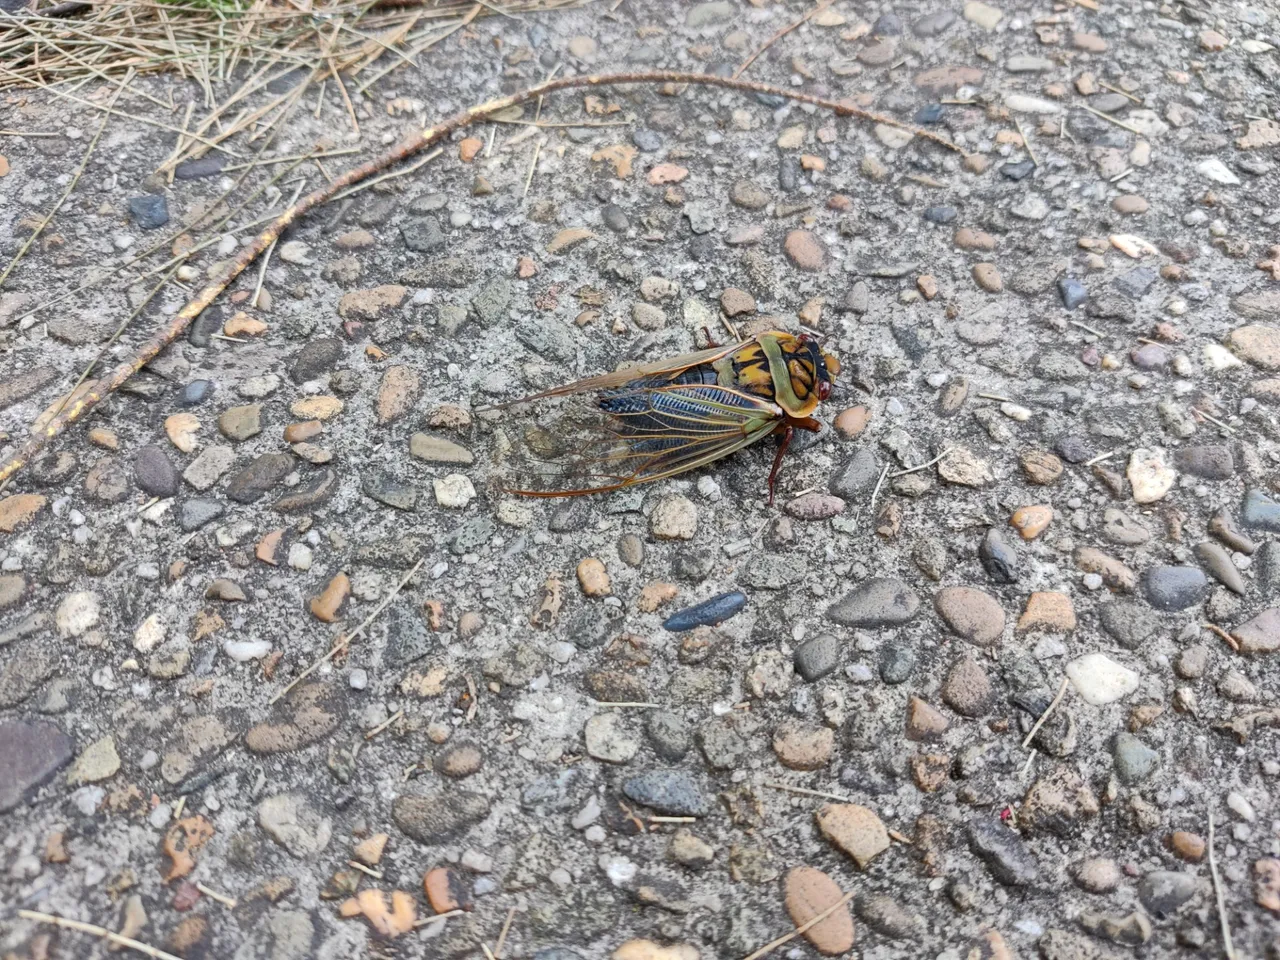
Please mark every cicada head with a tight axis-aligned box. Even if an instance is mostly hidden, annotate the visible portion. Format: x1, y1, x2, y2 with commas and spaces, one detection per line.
785, 334, 840, 413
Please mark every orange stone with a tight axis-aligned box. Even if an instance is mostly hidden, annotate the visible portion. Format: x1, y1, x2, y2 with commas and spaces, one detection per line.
783, 866, 854, 955
283, 420, 322, 444
800, 154, 826, 172
1169, 830, 1206, 862
1016, 591, 1076, 634
647, 163, 689, 185
0, 493, 47, 533
1010, 504, 1052, 539
517, 256, 538, 278
353, 833, 388, 866
423, 866, 473, 915
834, 406, 870, 439
815, 803, 890, 870
576, 557, 611, 597
310, 573, 350, 622
637, 582, 678, 613
224, 311, 268, 336
256, 529, 284, 565
459, 137, 483, 162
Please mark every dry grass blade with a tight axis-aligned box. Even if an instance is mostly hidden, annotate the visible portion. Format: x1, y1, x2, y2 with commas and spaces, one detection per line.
16, 910, 184, 960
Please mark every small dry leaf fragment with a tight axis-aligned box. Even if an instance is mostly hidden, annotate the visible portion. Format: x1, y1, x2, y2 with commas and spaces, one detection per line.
353, 833, 389, 866
162, 815, 215, 881
583, 95, 621, 115
338, 889, 417, 938
592, 144, 638, 178
647, 163, 689, 185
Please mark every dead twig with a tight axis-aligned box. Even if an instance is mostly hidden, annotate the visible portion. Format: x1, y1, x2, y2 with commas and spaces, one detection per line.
1204, 622, 1241, 653
364, 708, 404, 739
194, 882, 237, 909
16, 910, 184, 960
0, 71, 969, 490
493, 906, 517, 959
1022, 675, 1070, 749
1079, 103, 1143, 135
1082, 448, 1119, 467
763, 780, 854, 804
891, 447, 955, 478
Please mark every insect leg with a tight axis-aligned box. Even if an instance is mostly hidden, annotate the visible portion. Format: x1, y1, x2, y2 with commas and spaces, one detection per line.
766, 424, 794, 506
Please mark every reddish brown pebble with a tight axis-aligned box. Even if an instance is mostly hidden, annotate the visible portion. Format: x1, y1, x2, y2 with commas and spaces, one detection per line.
972, 262, 1003, 293
353, 833, 388, 866
423, 866, 473, 914
815, 803, 890, 869
917, 275, 939, 300
0, 494, 47, 533
783, 866, 855, 955
800, 154, 826, 171
772, 721, 834, 770
1169, 831, 1206, 862
784, 230, 826, 271
911, 753, 951, 792
516, 256, 537, 278
834, 406, 870, 438
459, 137, 483, 162
310, 573, 350, 623
906, 696, 949, 741
954, 227, 996, 251
1017, 592, 1076, 633
283, 420, 322, 443
256, 529, 284, 565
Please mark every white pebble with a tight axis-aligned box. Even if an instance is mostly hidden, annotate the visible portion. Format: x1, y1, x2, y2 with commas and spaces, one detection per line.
1066, 653, 1140, 706
348, 668, 368, 690
433, 474, 476, 508
288, 543, 314, 571
1082, 573, 1104, 590
223, 639, 272, 662
1228, 791, 1256, 822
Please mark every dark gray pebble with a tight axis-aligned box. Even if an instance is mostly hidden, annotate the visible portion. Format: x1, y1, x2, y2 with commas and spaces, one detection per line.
663, 591, 747, 631
622, 770, 708, 816
133, 445, 179, 498
226, 453, 292, 504
1143, 565, 1208, 611
1057, 278, 1088, 310
128, 195, 169, 230
794, 634, 840, 682
179, 498, 225, 532
179, 380, 214, 406
1242, 489, 1280, 532
979, 527, 1019, 584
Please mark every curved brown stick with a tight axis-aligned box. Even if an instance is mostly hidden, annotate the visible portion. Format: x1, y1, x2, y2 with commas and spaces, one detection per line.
0, 70, 968, 489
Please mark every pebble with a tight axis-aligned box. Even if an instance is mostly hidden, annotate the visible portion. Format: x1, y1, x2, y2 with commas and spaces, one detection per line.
0, 721, 74, 812
815, 803, 890, 869
1017, 592, 1076, 634
794, 634, 840, 682
934, 586, 1005, 645
128, 194, 169, 230
1075, 858, 1121, 893
56, 591, 100, 638
784, 866, 856, 955
1010, 504, 1052, 539
584, 714, 638, 764
1143, 566, 1208, 611
972, 263, 1003, 293
1234, 608, 1280, 654
1066, 653, 1139, 705
1137, 870, 1199, 918
967, 818, 1039, 886
663, 592, 746, 632
433, 474, 475, 509
650, 495, 697, 540
979, 528, 1019, 583
1058, 278, 1088, 309
826, 578, 919, 627
783, 230, 826, 271
1127, 448, 1176, 503
218, 404, 262, 441
1195, 541, 1245, 594
622, 771, 707, 816
941, 656, 993, 717
906, 696, 949, 741
1243, 489, 1280, 532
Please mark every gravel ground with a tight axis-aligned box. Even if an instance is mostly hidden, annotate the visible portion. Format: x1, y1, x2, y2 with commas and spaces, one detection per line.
3, 0, 1280, 958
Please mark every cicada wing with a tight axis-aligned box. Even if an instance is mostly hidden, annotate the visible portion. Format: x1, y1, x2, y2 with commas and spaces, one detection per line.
492, 383, 783, 497
481, 339, 755, 409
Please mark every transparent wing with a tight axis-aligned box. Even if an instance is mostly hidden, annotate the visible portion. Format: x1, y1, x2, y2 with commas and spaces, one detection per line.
491, 382, 783, 497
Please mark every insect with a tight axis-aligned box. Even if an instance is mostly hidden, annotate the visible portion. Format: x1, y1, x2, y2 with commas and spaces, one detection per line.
488, 330, 840, 504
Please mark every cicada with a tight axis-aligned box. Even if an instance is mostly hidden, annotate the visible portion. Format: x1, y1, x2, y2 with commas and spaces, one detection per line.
486, 330, 840, 503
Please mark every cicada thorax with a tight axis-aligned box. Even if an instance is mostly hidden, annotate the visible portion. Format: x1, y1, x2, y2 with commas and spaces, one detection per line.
713, 331, 827, 419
